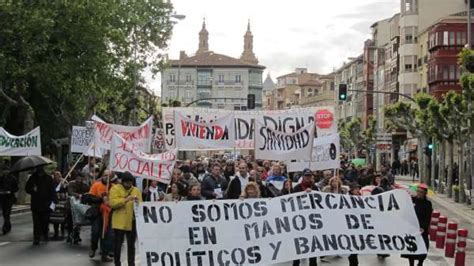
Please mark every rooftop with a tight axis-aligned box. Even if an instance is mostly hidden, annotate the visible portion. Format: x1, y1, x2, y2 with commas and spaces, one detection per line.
170, 51, 265, 69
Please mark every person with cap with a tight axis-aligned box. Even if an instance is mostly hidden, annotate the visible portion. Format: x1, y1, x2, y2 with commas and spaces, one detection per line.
0, 165, 18, 235
292, 168, 319, 266
109, 171, 142, 266
25, 166, 57, 245
402, 183, 433, 266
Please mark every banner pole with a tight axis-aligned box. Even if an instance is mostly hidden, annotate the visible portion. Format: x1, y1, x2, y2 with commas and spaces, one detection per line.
63, 153, 85, 182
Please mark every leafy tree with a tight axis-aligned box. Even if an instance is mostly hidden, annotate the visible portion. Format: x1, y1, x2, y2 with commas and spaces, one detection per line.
0, 0, 174, 154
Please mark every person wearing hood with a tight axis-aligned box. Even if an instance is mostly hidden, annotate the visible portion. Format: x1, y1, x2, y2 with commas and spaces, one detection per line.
225, 162, 250, 199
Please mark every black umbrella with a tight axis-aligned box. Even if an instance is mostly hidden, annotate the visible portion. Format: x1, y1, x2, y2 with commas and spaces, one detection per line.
10, 155, 53, 173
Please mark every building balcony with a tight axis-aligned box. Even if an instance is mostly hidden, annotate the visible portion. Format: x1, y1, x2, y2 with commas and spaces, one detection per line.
166, 80, 194, 85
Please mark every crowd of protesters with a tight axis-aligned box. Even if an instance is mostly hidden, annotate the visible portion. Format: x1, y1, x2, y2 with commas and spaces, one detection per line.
0, 154, 433, 266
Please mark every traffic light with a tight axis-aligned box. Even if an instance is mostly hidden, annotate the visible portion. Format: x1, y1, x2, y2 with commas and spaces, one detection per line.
423, 143, 433, 156
247, 94, 255, 109
338, 84, 347, 101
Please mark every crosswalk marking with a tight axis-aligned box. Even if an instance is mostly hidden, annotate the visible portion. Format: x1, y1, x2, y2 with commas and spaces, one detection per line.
0, 242, 11, 247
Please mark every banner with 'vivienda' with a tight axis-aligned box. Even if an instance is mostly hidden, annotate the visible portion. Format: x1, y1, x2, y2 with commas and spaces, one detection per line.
109, 133, 176, 184
174, 111, 235, 150
135, 190, 426, 266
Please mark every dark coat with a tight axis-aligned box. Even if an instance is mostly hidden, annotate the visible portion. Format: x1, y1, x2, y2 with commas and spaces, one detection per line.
293, 183, 319, 193
402, 196, 433, 260
25, 171, 56, 212
0, 173, 18, 202
201, 174, 228, 199
226, 173, 249, 199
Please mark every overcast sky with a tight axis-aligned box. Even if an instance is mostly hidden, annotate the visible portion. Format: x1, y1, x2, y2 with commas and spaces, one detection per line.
147, 0, 400, 93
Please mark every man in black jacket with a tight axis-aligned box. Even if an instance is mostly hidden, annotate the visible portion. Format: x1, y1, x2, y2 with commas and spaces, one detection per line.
25, 166, 56, 245
0, 166, 18, 235
226, 162, 250, 199
201, 164, 228, 200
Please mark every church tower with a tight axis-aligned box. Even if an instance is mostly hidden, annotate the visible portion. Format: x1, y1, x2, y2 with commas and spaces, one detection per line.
240, 20, 258, 64
197, 18, 209, 54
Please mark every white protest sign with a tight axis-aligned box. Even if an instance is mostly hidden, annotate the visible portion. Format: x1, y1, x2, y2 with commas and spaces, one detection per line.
135, 190, 427, 265
109, 134, 176, 184
174, 111, 235, 150
162, 107, 337, 150
70, 126, 93, 153
255, 121, 314, 161
287, 134, 341, 172
0, 127, 41, 156
91, 115, 153, 152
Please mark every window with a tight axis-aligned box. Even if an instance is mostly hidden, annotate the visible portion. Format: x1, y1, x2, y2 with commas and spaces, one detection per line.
449, 32, 455, 45
197, 71, 212, 86
185, 75, 191, 82
235, 75, 241, 83
169, 74, 176, 82
218, 74, 224, 83
449, 65, 456, 80
443, 31, 449, 45
443, 66, 449, 80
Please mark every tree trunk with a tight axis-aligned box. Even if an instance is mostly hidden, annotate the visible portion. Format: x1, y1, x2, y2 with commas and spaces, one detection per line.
447, 141, 454, 198
459, 141, 466, 203
418, 136, 427, 184
438, 140, 446, 194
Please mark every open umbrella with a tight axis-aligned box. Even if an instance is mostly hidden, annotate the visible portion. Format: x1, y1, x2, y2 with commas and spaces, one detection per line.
10, 155, 52, 172
409, 183, 435, 197
351, 158, 366, 167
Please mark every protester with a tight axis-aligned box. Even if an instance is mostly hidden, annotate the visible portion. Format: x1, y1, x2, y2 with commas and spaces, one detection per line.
0, 166, 18, 235
348, 183, 361, 266
317, 170, 332, 189
163, 182, 183, 201
25, 166, 57, 245
240, 182, 260, 199
50, 171, 67, 240
293, 169, 318, 266
281, 179, 294, 195
143, 180, 164, 202
226, 162, 250, 199
88, 170, 113, 262
322, 176, 346, 194
201, 164, 228, 199
266, 164, 286, 182
67, 171, 90, 244
401, 183, 433, 266
371, 177, 391, 260
223, 161, 235, 182
109, 171, 142, 266
185, 184, 204, 201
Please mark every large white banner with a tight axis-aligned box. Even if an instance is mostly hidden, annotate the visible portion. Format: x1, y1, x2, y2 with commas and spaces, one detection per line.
174, 111, 235, 150
162, 107, 337, 150
255, 121, 314, 161
135, 190, 427, 265
109, 134, 176, 184
287, 134, 341, 172
91, 115, 153, 152
0, 127, 41, 156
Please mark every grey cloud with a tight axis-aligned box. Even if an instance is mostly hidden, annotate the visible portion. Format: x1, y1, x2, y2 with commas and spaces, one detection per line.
335, 0, 399, 20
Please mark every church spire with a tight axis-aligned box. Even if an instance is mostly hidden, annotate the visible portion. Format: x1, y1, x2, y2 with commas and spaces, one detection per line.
197, 18, 209, 54
240, 20, 258, 64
